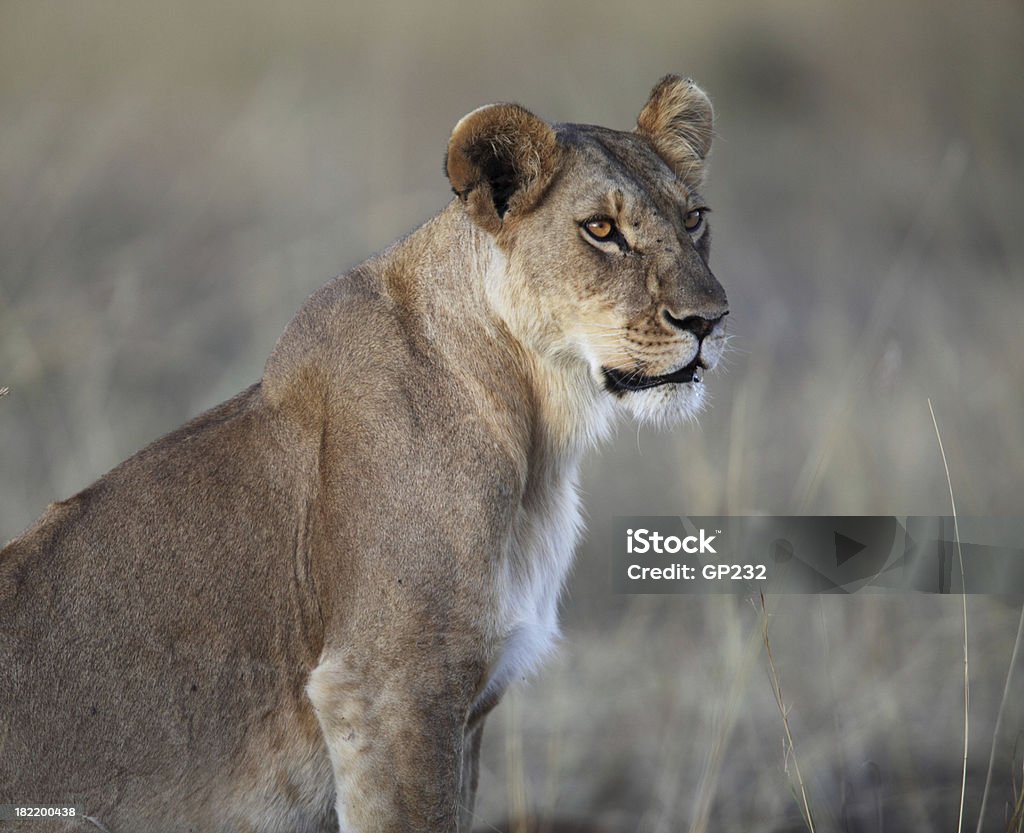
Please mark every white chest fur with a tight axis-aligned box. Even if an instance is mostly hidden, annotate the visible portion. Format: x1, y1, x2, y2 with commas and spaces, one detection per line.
478, 456, 586, 710
473, 255, 618, 707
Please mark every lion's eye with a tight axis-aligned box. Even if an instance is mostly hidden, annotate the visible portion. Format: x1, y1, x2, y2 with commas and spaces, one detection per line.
583, 218, 616, 241
684, 208, 705, 232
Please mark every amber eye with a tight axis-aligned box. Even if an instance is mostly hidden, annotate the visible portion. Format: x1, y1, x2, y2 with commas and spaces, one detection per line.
583, 218, 615, 240
683, 208, 704, 232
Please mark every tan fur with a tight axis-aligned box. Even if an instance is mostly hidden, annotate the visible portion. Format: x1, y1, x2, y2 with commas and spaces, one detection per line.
0, 76, 728, 833
636, 74, 714, 189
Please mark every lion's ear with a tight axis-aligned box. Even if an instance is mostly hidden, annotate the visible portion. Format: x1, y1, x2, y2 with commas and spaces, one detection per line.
636, 75, 713, 190
445, 103, 559, 234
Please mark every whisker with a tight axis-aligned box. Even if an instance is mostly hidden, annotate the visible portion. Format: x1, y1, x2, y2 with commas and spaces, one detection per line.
579, 321, 629, 331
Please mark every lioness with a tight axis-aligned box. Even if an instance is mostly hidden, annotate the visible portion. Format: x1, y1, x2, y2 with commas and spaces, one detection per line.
0, 76, 728, 833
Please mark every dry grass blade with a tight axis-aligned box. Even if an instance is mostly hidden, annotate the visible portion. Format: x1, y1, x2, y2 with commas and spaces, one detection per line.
687, 608, 765, 833
976, 604, 1024, 833
1009, 750, 1024, 833
759, 591, 815, 833
928, 398, 970, 833
505, 692, 531, 833
462, 804, 508, 833
0, 386, 9, 398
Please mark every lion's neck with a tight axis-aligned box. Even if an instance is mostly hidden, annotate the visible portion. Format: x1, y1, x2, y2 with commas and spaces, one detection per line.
397, 208, 618, 681
393, 204, 616, 465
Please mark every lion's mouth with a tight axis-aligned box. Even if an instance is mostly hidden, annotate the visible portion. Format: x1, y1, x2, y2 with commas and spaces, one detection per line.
602, 357, 704, 394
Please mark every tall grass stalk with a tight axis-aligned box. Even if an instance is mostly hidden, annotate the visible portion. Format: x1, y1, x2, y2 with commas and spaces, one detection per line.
687, 601, 764, 833
976, 604, 1024, 833
928, 398, 970, 833
1009, 754, 1024, 833
759, 591, 815, 833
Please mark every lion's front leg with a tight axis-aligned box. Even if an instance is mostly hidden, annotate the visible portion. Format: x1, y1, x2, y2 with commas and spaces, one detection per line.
307, 652, 481, 833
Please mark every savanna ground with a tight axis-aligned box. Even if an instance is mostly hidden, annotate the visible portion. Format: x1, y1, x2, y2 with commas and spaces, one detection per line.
1, 2, 1022, 831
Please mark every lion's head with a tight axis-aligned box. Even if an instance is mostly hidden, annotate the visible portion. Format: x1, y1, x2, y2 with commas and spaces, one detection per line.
446, 75, 729, 428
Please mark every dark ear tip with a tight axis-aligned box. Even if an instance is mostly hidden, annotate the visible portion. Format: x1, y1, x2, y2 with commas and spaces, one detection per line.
444, 102, 558, 224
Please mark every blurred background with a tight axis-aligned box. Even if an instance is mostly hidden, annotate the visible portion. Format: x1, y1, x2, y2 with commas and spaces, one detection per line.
2, 1, 1022, 831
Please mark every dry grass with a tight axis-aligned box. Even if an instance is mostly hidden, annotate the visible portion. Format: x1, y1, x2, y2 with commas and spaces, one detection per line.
760, 592, 816, 833
929, 399, 971, 833
978, 607, 1024, 833
1010, 754, 1024, 833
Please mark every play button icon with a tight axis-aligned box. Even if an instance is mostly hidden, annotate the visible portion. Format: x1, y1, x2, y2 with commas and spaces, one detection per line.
834, 531, 867, 566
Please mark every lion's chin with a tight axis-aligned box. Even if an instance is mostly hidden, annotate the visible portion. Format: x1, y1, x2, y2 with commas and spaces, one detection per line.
615, 379, 707, 428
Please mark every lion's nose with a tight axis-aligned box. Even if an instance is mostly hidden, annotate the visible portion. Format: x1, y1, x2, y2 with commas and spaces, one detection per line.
662, 308, 728, 340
